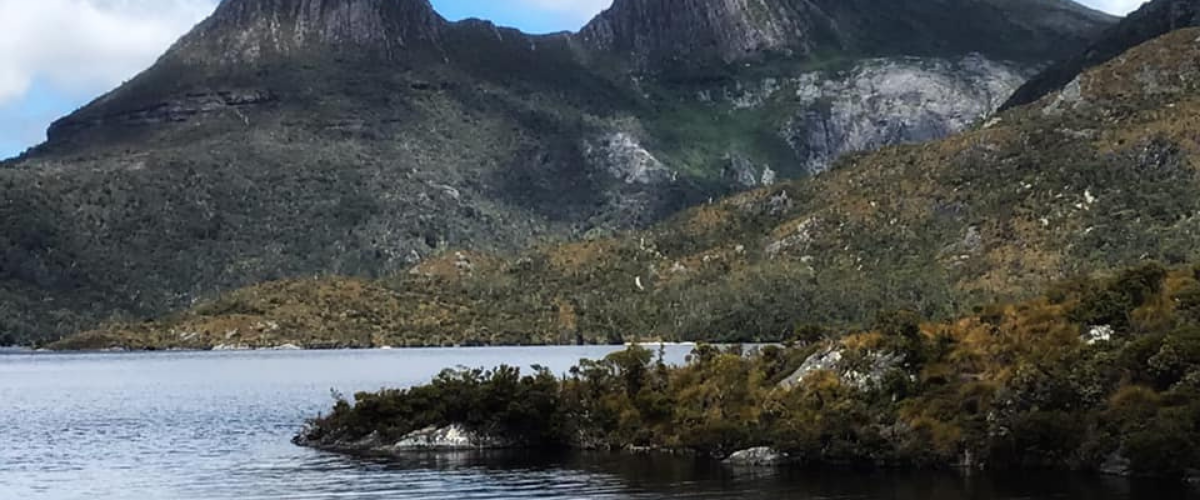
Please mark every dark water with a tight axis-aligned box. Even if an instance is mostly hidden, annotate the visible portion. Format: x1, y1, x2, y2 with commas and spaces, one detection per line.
1, 347, 1195, 500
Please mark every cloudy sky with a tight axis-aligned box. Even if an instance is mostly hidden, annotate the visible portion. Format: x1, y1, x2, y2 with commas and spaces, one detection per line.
0, 0, 1147, 159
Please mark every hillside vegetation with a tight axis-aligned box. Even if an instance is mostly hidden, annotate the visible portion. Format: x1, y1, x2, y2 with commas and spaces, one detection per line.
298, 260, 1200, 478
1, 0, 1111, 344
53, 28, 1200, 351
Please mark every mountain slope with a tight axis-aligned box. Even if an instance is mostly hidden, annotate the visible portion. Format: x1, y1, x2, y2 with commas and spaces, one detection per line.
1003, 0, 1200, 109
2, 0, 1112, 344
579, 0, 1112, 70
55, 27, 1200, 350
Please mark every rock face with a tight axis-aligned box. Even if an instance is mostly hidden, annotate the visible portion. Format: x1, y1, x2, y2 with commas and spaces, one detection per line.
779, 346, 904, 391
580, 0, 1114, 70
724, 446, 790, 466
779, 55, 1027, 174
295, 424, 512, 454
171, 0, 447, 64
0, 0, 1114, 344
1003, 0, 1200, 109
387, 425, 511, 451
578, 0, 831, 68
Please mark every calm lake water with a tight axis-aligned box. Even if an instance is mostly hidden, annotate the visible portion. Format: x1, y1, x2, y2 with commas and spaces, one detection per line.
1, 347, 1196, 500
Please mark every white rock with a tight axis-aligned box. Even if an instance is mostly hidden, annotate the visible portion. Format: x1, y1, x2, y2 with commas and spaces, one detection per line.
387, 424, 510, 451
1085, 325, 1114, 345
724, 447, 788, 466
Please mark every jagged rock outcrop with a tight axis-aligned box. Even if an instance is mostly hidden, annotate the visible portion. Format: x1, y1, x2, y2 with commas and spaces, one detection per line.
578, 0, 834, 67
778, 346, 904, 391
295, 424, 514, 454
724, 446, 791, 466
1, 0, 1114, 344
580, 0, 1114, 70
1003, 0, 1200, 109
778, 55, 1028, 173
172, 0, 447, 64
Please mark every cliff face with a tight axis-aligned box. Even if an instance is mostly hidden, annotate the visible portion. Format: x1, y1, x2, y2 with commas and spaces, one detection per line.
168, 0, 447, 64
1, 0, 1114, 344
579, 0, 1114, 70
577, 0, 836, 67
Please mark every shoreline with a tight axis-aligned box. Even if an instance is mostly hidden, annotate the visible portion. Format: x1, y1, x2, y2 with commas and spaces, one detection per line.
16, 342, 710, 355
295, 432, 1200, 485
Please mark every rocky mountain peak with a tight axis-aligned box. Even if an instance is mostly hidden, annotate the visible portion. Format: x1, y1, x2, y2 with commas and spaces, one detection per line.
170, 0, 446, 64
579, 0, 1116, 70
578, 0, 835, 67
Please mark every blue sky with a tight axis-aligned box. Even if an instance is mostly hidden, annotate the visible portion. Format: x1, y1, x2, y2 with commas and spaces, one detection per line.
0, 0, 1145, 160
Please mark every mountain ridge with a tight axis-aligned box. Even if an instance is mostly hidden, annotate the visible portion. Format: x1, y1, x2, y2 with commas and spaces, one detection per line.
1, 0, 1114, 344
51, 26, 1200, 350
1003, 0, 1200, 109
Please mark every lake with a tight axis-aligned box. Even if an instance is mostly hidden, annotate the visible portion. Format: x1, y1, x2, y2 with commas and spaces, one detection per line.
1, 347, 1196, 500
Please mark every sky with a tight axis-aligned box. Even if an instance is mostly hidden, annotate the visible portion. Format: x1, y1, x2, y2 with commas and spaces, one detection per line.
0, 0, 1147, 160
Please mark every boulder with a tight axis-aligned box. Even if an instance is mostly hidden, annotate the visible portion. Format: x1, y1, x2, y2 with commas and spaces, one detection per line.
724, 447, 789, 467
386, 424, 512, 452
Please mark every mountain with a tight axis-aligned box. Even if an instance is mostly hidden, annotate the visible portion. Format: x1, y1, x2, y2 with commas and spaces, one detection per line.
1003, 0, 1200, 109
54, 26, 1200, 350
580, 0, 1113, 70
1, 0, 1113, 344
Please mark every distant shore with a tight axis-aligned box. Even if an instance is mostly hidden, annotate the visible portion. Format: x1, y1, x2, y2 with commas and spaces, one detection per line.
25, 342, 710, 354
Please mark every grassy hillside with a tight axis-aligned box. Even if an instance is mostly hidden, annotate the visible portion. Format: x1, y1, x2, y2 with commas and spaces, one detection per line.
52, 28, 1200, 351
299, 260, 1200, 477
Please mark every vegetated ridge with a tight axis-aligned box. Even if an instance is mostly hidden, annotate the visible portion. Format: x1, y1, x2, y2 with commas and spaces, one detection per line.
0, 0, 1113, 344
53, 26, 1200, 350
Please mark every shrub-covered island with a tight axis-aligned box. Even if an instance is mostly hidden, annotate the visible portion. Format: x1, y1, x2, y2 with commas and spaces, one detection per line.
296, 263, 1200, 480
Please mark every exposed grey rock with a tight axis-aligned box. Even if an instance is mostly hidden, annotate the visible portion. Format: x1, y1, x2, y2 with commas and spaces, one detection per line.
724, 447, 789, 467
579, 0, 1113, 71
386, 424, 511, 451
1085, 325, 1115, 345
50, 90, 275, 141
578, 0, 815, 68
778, 345, 904, 391
584, 132, 677, 186
1042, 76, 1086, 116
724, 154, 756, 188
765, 217, 818, 259
778, 347, 843, 390
766, 191, 793, 216
779, 56, 1029, 174
296, 424, 514, 454
173, 0, 447, 65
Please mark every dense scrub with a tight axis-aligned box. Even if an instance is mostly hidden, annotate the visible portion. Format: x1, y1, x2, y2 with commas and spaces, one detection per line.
299, 262, 1200, 478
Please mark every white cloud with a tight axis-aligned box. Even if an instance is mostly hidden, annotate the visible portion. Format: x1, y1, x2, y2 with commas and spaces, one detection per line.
0, 0, 216, 105
517, 0, 612, 16
1086, 0, 1148, 14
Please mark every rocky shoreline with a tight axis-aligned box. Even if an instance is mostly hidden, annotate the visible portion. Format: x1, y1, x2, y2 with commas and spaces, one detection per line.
291, 264, 1200, 484
295, 424, 1200, 485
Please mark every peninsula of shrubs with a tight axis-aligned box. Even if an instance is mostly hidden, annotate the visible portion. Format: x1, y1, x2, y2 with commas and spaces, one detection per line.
297, 262, 1200, 480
